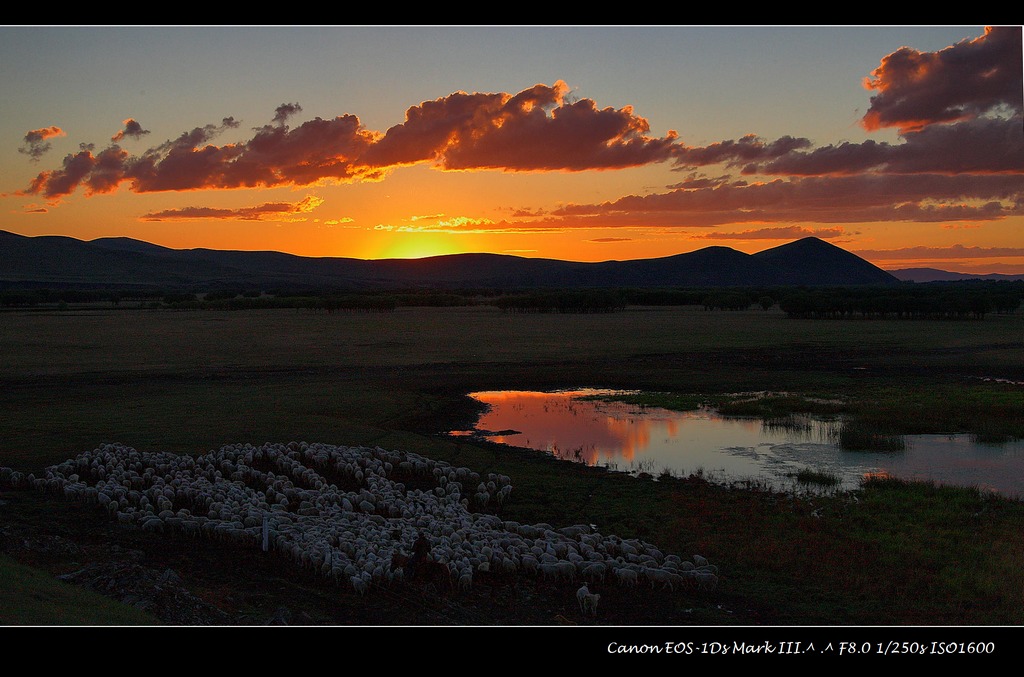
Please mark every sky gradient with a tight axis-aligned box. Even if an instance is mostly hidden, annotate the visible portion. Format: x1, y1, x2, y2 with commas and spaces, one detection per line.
3, 25, 1022, 274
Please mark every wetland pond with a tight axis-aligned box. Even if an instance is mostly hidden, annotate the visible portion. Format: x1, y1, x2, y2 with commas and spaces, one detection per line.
449, 389, 1024, 498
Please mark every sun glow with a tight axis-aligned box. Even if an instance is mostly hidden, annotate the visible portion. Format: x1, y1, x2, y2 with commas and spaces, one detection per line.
376, 233, 466, 260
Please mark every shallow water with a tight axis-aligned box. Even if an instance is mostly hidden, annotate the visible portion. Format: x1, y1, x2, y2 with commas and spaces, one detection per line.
449, 389, 1024, 497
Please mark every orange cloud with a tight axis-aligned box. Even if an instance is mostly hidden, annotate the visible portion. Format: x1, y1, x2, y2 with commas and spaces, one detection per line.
19, 125, 66, 160
20, 114, 379, 199
17, 32, 1020, 239
21, 81, 682, 202
694, 226, 846, 240
111, 119, 150, 142
549, 174, 1022, 227
364, 80, 680, 171
861, 26, 1022, 133
139, 195, 324, 221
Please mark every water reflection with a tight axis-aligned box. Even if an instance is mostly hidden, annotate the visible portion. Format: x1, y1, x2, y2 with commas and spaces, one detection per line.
450, 389, 1024, 498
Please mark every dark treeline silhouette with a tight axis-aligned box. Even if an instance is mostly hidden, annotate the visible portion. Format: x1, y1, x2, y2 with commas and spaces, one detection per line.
3, 281, 1021, 319
0, 287, 165, 308
775, 282, 1023, 320
700, 291, 756, 311
494, 289, 628, 313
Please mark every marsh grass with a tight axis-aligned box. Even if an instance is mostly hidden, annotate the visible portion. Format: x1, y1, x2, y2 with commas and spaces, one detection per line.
833, 421, 907, 451
713, 393, 848, 419
846, 384, 1024, 441
761, 414, 815, 434
578, 391, 707, 411
791, 467, 842, 487
593, 385, 1023, 451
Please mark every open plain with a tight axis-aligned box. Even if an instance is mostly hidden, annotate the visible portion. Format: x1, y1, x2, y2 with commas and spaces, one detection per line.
1, 303, 1023, 626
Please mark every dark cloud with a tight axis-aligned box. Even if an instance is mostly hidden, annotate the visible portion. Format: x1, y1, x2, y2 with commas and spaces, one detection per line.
111, 119, 150, 142
140, 195, 323, 221
693, 226, 846, 240
23, 148, 95, 197
751, 114, 1024, 176
862, 25, 1023, 132
573, 28, 1022, 231
549, 173, 1022, 228
19, 126, 65, 160
272, 103, 303, 125
666, 174, 739, 190
853, 244, 1024, 260
671, 134, 812, 170
673, 28, 1023, 181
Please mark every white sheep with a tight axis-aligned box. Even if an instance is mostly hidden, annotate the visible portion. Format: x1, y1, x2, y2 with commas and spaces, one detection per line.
576, 584, 600, 616
613, 567, 638, 587
350, 575, 369, 596
576, 584, 591, 613
33, 440, 701, 606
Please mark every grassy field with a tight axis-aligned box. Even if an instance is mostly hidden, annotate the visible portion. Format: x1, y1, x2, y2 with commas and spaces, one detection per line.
1, 304, 1022, 626
0, 554, 158, 625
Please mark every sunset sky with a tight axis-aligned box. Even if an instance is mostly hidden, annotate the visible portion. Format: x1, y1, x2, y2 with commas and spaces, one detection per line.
2, 25, 1022, 274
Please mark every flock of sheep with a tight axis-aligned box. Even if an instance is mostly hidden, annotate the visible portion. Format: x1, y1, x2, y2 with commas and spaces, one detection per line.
3, 440, 719, 612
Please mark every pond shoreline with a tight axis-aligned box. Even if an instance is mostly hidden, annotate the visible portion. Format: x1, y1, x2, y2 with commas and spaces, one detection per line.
450, 388, 1024, 498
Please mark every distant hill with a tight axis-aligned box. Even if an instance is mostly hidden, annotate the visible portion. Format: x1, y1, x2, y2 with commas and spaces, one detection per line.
890, 268, 1024, 283
0, 230, 902, 291
752, 237, 899, 286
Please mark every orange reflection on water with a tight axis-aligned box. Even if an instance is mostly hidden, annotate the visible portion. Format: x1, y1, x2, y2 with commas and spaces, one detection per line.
467, 390, 663, 466
862, 471, 893, 483
455, 390, 1024, 496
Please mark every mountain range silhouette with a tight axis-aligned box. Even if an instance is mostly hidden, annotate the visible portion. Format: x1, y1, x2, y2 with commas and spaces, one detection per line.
0, 230, 902, 291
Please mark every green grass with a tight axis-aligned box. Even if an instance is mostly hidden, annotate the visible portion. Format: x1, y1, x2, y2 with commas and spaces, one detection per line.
0, 554, 158, 625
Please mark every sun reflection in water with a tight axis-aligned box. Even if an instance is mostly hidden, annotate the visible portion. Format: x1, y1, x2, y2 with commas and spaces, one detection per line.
450, 389, 1024, 497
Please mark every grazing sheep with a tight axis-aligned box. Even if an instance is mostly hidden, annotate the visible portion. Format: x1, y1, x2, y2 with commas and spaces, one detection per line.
576, 584, 591, 613
613, 567, 638, 588
695, 571, 719, 592
576, 584, 600, 616
581, 561, 607, 583
540, 562, 560, 583
350, 575, 369, 596
31, 441, 705, 603
643, 566, 675, 591
555, 560, 576, 584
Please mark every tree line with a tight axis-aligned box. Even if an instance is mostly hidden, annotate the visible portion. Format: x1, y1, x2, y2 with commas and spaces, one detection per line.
2, 281, 1021, 319
774, 284, 1022, 320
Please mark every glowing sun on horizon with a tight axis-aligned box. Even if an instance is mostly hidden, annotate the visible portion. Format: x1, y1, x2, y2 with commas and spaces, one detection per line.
376, 234, 465, 260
